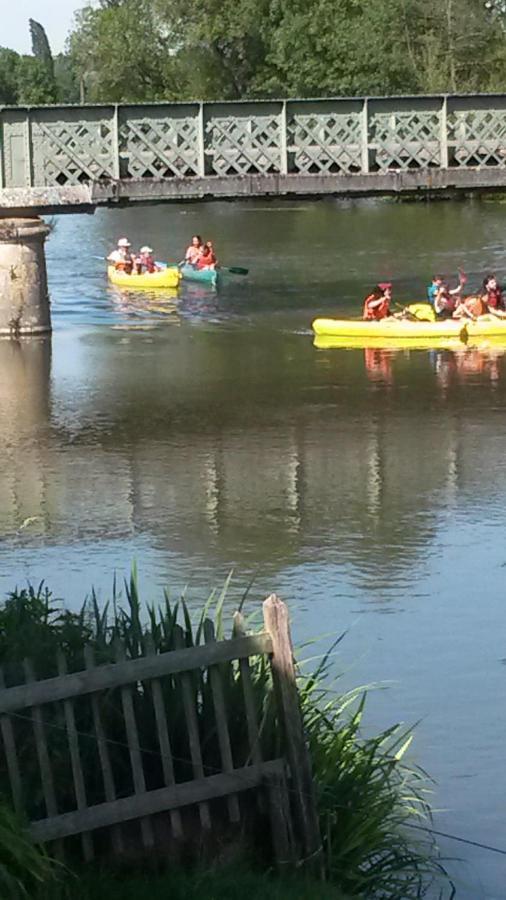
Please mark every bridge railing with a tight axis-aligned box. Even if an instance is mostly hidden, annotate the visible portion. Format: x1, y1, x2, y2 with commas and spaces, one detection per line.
2, 95, 506, 190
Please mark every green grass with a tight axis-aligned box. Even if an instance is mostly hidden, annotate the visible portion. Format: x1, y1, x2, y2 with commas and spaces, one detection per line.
37, 865, 349, 900
0, 574, 453, 898
0, 801, 62, 899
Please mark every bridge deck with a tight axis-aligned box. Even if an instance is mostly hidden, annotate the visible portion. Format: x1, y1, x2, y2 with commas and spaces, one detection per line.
2, 95, 506, 214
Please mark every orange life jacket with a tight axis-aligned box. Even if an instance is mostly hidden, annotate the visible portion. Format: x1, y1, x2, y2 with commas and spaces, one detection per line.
363, 294, 389, 320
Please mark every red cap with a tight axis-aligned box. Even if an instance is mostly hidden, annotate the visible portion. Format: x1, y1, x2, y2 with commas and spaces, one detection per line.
378, 282, 392, 291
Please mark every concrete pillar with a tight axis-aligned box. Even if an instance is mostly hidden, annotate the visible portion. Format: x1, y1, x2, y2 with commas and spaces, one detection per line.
0, 217, 51, 336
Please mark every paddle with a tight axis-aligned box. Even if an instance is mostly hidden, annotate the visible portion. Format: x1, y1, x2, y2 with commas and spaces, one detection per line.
166, 261, 249, 276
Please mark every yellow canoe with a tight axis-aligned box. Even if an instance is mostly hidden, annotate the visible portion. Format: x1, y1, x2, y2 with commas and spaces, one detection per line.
107, 265, 181, 289
312, 317, 466, 340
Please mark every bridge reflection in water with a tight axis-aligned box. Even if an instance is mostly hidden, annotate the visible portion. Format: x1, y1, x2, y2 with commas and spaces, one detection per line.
1, 336, 506, 587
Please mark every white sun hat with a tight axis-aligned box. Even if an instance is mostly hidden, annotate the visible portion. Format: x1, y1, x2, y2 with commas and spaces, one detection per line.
140, 245, 153, 253
117, 237, 131, 247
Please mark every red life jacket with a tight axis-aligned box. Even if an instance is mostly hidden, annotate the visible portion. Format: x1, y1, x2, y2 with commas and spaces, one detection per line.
486, 288, 503, 310
363, 294, 389, 320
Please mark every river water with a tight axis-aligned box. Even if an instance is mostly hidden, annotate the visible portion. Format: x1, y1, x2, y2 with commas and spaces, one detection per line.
2, 198, 506, 896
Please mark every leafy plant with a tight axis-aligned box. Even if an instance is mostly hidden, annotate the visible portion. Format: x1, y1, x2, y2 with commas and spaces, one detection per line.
0, 800, 61, 899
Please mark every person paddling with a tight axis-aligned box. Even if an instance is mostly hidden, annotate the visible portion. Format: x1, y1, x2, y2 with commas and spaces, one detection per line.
363, 283, 392, 320
107, 237, 135, 274
185, 235, 203, 266
427, 272, 464, 318
453, 294, 487, 320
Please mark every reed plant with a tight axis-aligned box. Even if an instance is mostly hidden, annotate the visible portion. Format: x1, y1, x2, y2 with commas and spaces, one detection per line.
0, 574, 452, 898
0, 800, 62, 899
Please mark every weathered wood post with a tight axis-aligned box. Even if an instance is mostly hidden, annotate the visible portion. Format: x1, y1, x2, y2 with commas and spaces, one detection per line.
0, 218, 51, 336
263, 594, 323, 873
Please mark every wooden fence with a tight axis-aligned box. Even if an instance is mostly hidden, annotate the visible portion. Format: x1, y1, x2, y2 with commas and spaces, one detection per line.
0, 595, 321, 869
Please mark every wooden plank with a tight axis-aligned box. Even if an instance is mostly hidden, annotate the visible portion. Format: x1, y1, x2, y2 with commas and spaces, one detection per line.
233, 613, 262, 766
23, 660, 58, 818
203, 619, 240, 822
115, 643, 154, 848
0, 634, 273, 713
57, 652, 93, 861
29, 759, 285, 843
84, 647, 123, 855
144, 636, 183, 839
173, 627, 211, 830
265, 767, 294, 869
0, 668, 23, 815
263, 596, 323, 872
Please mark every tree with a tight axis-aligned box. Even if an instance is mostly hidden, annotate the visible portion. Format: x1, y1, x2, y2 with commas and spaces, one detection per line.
68, 0, 181, 102
54, 53, 80, 103
16, 57, 57, 104
0, 47, 20, 104
29, 19, 54, 79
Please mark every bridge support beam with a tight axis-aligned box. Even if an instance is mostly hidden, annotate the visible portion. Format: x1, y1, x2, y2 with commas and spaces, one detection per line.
0, 218, 51, 337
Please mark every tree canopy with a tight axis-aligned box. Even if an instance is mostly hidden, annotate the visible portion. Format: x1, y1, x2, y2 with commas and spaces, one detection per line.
1, 0, 506, 106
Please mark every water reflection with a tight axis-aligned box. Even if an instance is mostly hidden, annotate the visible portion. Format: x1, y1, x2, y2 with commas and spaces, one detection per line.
0, 339, 51, 539
107, 285, 180, 326
3, 329, 506, 594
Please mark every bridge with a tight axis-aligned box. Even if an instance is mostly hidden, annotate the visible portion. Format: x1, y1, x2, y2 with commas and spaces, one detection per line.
2, 94, 506, 215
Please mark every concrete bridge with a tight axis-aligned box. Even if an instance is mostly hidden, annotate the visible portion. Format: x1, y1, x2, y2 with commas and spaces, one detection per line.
2, 94, 506, 215
2, 92, 506, 336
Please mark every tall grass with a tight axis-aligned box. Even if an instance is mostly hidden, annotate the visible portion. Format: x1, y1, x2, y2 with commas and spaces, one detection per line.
0, 575, 452, 898
0, 801, 62, 899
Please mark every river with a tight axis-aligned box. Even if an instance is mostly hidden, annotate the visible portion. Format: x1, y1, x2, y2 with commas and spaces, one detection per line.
2, 198, 506, 896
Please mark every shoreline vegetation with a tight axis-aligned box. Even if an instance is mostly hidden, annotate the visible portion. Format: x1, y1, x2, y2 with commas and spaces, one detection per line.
0, 574, 453, 898
2, 2, 506, 107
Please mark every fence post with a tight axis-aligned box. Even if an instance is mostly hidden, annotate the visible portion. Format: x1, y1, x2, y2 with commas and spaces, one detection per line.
262, 594, 322, 873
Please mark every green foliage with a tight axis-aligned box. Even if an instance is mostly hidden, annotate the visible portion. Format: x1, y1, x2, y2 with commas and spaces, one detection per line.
299, 653, 448, 897
68, 0, 182, 102
0, 800, 61, 899
14, 57, 57, 105
0, 48, 19, 104
63, 0, 506, 102
38, 864, 348, 900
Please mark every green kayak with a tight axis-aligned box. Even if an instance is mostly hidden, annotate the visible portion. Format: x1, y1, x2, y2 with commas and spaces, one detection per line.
180, 263, 219, 288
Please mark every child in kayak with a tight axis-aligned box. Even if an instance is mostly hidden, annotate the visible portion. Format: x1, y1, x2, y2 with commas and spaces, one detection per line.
363, 283, 392, 320
453, 294, 487, 319
427, 274, 463, 318
196, 241, 217, 270
135, 246, 159, 274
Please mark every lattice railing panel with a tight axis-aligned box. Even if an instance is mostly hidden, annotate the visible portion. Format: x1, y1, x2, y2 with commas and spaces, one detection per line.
31, 120, 115, 185
207, 115, 282, 175
289, 112, 362, 174
370, 110, 441, 170
120, 117, 200, 177
448, 109, 506, 166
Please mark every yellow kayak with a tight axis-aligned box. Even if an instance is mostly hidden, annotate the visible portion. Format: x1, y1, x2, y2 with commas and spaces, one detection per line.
312, 317, 466, 340
107, 266, 181, 289
465, 314, 506, 337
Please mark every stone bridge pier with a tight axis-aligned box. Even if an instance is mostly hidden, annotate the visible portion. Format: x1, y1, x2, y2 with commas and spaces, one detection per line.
0, 218, 51, 337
